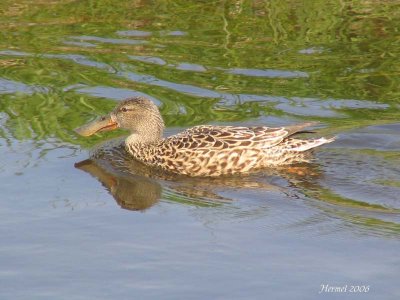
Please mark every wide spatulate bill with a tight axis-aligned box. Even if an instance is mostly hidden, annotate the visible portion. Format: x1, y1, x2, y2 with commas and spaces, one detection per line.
75, 114, 118, 137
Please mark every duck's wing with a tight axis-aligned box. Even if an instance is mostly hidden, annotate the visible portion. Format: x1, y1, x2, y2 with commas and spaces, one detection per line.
166, 123, 317, 150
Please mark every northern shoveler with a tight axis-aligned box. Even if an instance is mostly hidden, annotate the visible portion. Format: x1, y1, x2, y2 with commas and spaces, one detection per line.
75, 97, 334, 177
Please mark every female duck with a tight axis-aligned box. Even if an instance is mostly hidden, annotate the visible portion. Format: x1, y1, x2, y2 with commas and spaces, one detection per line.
76, 97, 334, 177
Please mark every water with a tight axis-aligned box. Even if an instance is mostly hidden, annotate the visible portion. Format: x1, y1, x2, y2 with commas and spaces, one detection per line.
1, 1, 400, 299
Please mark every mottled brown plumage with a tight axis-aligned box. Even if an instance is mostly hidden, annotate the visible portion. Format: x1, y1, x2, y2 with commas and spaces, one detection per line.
76, 97, 335, 177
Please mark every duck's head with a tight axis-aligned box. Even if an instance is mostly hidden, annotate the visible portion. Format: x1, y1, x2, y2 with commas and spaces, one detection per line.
75, 97, 165, 142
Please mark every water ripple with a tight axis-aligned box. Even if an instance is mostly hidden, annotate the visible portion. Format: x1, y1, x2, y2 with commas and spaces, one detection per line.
225, 67, 309, 78
69, 35, 147, 45
0, 78, 47, 95
128, 55, 167, 66
75, 86, 161, 105
0, 49, 390, 119
116, 30, 152, 37
62, 40, 97, 48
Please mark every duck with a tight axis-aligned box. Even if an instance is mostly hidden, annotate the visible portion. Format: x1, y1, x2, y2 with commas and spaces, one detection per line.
75, 97, 334, 177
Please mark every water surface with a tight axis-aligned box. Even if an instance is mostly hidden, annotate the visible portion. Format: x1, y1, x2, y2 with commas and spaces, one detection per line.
1, 1, 400, 299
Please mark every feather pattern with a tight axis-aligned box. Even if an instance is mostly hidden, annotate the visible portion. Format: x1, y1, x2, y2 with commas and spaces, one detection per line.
126, 124, 334, 177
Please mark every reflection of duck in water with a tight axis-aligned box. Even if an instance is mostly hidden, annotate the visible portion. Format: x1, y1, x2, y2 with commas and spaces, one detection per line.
74, 147, 321, 212
75, 149, 400, 236
76, 97, 334, 177
75, 159, 162, 211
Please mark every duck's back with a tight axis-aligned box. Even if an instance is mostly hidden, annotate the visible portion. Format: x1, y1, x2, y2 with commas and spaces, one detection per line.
127, 124, 333, 177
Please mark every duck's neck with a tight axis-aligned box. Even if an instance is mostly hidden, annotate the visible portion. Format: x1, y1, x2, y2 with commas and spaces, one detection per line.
124, 112, 165, 148
125, 132, 162, 146
125, 130, 163, 161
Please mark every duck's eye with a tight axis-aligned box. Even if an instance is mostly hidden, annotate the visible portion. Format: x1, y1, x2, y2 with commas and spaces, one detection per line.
121, 107, 128, 112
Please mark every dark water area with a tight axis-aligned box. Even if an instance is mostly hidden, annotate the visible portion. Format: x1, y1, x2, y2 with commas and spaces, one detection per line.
1, 1, 400, 299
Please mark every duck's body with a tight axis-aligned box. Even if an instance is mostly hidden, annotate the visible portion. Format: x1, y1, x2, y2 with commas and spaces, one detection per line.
125, 124, 333, 177
76, 97, 334, 177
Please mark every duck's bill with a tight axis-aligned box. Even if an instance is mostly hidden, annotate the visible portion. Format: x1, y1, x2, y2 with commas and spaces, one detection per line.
75, 114, 118, 137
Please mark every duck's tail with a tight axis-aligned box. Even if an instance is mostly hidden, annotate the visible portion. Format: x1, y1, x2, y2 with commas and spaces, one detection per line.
261, 136, 335, 166
285, 136, 336, 152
